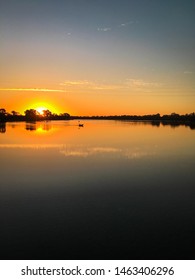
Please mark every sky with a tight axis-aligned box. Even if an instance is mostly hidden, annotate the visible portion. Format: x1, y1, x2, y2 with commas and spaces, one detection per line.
0, 0, 195, 115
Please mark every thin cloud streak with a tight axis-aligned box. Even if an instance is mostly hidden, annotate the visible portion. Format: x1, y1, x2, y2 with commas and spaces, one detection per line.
97, 27, 111, 32
60, 80, 125, 91
119, 21, 134, 27
60, 79, 163, 93
184, 71, 194, 74
126, 79, 163, 88
60, 80, 91, 86
0, 88, 65, 92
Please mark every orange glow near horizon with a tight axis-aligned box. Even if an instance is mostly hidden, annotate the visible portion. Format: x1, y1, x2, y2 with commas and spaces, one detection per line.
1, 1, 194, 118
28, 101, 60, 115
36, 106, 47, 115
1, 86, 194, 117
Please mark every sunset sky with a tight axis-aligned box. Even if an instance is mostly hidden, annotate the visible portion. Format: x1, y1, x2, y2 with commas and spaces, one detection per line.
0, 0, 195, 116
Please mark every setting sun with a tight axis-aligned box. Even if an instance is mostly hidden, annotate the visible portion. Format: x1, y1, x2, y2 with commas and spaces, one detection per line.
0, 0, 194, 265
36, 106, 47, 115
30, 101, 60, 115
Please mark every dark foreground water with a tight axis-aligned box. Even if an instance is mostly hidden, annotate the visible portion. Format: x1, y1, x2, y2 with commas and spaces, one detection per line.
0, 120, 194, 259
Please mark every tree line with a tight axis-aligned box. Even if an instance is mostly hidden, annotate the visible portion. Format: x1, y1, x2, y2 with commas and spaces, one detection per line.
0, 108, 71, 122
72, 112, 195, 122
0, 108, 195, 123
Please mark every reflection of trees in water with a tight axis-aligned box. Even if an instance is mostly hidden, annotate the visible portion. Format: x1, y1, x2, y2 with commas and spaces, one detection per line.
25, 122, 37, 131
0, 122, 6, 133
161, 121, 195, 130
25, 121, 52, 132
120, 121, 160, 127
162, 121, 181, 128
121, 120, 195, 130
42, 122, 52, 131
189, 123, 195, 130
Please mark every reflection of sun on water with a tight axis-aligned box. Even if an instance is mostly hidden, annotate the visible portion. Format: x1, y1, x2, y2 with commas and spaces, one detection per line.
36, 123, 53, 134
36, 127, 47, 133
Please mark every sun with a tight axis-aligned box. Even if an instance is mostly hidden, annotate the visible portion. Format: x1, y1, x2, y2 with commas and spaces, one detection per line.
30, 101, 60, 115
36, 106, 47, 115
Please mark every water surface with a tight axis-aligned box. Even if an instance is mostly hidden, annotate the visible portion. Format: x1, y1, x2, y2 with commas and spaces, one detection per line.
0, 120, 194, 259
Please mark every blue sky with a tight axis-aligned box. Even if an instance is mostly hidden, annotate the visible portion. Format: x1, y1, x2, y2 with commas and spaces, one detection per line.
0, 0, 195, 115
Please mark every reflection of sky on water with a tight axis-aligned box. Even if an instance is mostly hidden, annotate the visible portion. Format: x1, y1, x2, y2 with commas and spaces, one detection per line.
0, 143, 155, 159
59, 146, 156, 159
0, 120, 195, 259
1, 120, 194, 192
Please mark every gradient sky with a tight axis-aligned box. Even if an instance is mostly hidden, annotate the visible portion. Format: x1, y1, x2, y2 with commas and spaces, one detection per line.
0, 0, 195, 115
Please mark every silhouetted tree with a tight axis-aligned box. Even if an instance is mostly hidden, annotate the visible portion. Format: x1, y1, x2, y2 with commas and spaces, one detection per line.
59, 113, 70, 119
11, 110, 19, 116
24, 109, 37, 121
42, 109, 52, 120
0, 108, 6, 121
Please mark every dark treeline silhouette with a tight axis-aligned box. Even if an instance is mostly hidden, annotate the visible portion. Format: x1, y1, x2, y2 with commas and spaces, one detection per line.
0, 108, 71, 122
72, 112, 195, 121
0, 108, 195, 129
72, 112, 195, 129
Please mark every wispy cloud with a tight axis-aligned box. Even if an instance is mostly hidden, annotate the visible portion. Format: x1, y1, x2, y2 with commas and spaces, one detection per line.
119, 21, 134, 27
92, 85, 123, 91
126, 79, 163, 88
60, 80, 91, 86
59, 78, 163, 94
97, 27, 111, 32
0, 88, 65, 92
96, 20, 138, 34
60, 80, 124, 92
184, 71, 193, 74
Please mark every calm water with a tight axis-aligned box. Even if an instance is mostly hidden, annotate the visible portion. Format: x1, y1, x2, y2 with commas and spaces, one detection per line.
0, 120, 195, 259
